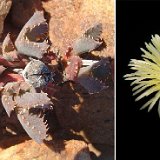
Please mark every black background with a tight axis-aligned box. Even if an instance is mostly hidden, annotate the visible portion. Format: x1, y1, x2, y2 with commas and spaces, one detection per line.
117, 1, 160, 159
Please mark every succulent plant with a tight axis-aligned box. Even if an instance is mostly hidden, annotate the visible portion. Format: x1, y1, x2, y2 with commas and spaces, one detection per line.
124, 34, 160, 116
1, 81, 53, 143
0, 10, 112, 143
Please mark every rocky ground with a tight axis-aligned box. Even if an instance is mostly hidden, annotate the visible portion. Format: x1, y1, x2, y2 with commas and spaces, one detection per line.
0, 0, 114, 159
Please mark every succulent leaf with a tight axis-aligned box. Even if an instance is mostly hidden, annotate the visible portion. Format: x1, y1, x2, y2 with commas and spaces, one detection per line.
77, 59, 110, 94
14, 92, 53, 110
17, 110, 48, 144
91, 58, 111, 82
0, 56, 27, 68
73, 23, 103, 54
65, 55, 82, 81
2, 33, 19, 61
1, 95, 15, 117
22, 59, 53, 88
84, 23, 102, 40
1, 81, 36, 116
15, 11, 49, 59
2, 33, 15, 53
0, 65, 6, 75
77, 76, 106, 94
73, 37, 102, 54
2, 81, 35, 96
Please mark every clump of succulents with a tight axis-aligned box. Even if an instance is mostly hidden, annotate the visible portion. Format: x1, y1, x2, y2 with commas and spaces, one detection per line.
0, 11, 112, 143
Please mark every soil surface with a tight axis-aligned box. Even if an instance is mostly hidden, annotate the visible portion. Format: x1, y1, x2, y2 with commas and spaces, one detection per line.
0, 0, 114, 159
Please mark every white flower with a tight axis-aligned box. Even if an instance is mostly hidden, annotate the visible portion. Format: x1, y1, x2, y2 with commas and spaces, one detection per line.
124, 35, 160, 116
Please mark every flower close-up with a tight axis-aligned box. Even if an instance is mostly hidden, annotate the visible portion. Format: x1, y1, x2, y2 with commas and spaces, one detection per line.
124, 34, 160, 116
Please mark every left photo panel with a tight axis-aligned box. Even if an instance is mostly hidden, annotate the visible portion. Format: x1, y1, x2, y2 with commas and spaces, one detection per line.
0, 0, 115, 160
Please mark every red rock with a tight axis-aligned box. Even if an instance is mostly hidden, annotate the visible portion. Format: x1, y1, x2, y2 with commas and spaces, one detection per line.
0, 137, 91, 160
